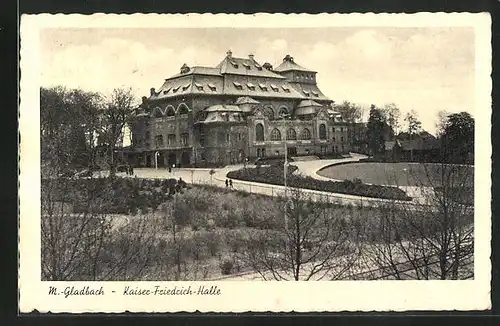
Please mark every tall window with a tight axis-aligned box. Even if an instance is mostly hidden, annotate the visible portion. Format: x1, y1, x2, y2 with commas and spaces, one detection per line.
286, 128, 297, 140
155, 135, 164, 147
270, 128, 282, 141
300, 128, 311, 140
255, 123, 264, 141
167, 134, 176, 146
319, 124, 327, 140
180, 133, 189, 146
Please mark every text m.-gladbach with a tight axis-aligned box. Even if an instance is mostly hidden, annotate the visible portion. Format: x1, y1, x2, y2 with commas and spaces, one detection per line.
64, 286, 104, 298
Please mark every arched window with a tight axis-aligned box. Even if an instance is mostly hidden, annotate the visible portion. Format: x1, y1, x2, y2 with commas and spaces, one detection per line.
255, 123, 264, 142
153, 107, 164, 118
270, 128, 282, 141
300, 128, 312, 140
319, 124, 327, 140
166, 106, 176, 117
278, 106, 289, 118
177, 103, 190, 115
263, 105, 275, 120
286, 128, 297, 140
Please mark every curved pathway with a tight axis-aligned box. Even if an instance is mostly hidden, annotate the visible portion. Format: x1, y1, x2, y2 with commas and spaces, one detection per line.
293, 154, 430, 203
98, 153, 428, 207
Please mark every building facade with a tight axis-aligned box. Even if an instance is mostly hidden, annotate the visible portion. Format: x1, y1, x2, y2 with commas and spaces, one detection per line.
129, 51, 350, 167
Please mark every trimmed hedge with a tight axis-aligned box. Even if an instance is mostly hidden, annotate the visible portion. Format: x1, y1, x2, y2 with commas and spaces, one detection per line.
227, 166, 411, 201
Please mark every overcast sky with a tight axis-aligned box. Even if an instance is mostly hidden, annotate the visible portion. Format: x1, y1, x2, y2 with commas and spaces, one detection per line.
40, 27, 475, 134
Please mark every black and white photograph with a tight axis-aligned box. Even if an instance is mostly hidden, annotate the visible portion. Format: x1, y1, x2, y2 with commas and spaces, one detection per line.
19, 13, 491, 312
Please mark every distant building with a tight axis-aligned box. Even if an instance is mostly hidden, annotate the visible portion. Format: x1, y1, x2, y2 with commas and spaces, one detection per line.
385, 137, 441, 162
128, 51, 350, 167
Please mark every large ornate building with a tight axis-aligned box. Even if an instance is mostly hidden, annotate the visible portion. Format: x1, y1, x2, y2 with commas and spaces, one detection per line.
129, 51, 350, 167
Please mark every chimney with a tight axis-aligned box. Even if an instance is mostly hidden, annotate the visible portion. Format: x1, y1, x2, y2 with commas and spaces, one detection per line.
248, 54, 254, 61
226, 49, 232, 59
150, 88, 156, 96
181, 63, 190, 74
141, 96, 147, 104
263, 62, 273, 71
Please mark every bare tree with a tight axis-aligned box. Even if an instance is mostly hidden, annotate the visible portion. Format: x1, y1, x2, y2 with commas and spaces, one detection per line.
245, 188, 362, 281
41, 177, 164, 281
98, 88, 136, 176
41, 177, 111, 280
364, 162, 474, 280
435, 110, 451, 137
380, 103, 401, 137
334, 101, 365, 123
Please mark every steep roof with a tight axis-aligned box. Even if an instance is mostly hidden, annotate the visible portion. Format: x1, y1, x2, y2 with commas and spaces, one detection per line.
216, 55, 285, 79
235, 96, 260, 105
274, 54, 316, 73
148, 52, 330, 102
288, 83, 329, 101
170, 66, 221, 78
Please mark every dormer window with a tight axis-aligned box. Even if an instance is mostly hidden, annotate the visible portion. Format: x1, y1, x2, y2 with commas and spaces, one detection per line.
247, 82, 256, 90
302, 89, 310, 96
182, 83, 191, 91
233, 81, 243, 90
281, 85, 290, 93
208, 83, 217, 91
270, 84, 279, 92
172, 86, 180, 93
242, 62, 251, 70
195, 83, 204, 91
311, 90, 319, 97
255, 64, 262, 70
230, 61, 239, 68
163, 87, 171, 95
259, 83, 267, 91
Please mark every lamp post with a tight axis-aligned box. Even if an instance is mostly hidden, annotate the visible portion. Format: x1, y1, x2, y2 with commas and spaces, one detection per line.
282, 114, 290, 237
154, 151, 160, 170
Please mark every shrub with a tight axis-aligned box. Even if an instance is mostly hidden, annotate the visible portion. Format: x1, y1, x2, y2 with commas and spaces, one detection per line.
219, 259, 234, 275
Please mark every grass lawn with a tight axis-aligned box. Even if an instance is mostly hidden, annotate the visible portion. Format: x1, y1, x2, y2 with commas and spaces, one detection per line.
317, 162, 474, 187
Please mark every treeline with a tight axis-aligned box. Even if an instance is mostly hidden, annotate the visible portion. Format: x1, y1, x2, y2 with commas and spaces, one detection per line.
41, 86, 136, 178
334, 100, 474, 164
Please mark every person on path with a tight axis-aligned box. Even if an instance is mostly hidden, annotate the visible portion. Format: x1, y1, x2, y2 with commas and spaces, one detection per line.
225, 179, 229, 188
229, 179, 233, 189
130, 165, 134, 176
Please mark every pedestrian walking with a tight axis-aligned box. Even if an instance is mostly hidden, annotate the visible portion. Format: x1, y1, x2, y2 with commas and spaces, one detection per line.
229, 179, 233, 189
225, 179, 229, 188
130, 165, 134, 176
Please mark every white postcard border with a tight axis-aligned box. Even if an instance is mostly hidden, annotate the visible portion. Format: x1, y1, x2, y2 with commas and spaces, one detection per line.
19, 12, 492, 313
